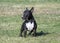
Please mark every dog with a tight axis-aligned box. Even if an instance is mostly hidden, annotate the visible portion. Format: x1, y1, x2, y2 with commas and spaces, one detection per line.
20, 7, 37, 37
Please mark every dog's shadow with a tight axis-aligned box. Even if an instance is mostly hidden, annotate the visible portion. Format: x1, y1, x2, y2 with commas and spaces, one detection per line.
36, 31, 50, 36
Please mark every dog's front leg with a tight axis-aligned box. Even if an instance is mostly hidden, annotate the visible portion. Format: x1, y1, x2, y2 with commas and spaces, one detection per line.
20, 28, 24, 37
28, 30, 33, 36
24, 29, 27, 37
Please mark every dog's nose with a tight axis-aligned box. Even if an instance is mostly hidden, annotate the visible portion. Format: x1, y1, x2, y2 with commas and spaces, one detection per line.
22, 17, 23, 19
22, 16, 25, 20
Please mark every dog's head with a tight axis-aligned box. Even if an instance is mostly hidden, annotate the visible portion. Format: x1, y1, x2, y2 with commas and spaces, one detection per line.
22, 7, 34, 20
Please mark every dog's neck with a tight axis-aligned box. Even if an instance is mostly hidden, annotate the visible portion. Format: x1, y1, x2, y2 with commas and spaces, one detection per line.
25, 19, 34, 23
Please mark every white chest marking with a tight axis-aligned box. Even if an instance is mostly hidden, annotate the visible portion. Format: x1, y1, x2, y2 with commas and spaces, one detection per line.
26, 22, 34, 31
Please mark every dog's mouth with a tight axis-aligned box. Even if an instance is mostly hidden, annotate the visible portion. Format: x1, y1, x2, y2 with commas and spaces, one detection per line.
22, 17, 26, 20
22, 16, 29, 20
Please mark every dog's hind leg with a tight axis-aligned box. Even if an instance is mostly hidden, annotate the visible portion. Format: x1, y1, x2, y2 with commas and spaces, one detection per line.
33, 29, 36, 37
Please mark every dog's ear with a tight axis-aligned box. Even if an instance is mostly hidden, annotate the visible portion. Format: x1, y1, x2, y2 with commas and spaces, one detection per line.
26, 7, 28, 10
30, 7, 34, 13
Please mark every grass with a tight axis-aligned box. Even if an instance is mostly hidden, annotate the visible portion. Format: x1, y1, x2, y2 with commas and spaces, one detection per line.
0, 0, 60, 43
0, 0, 60, 4
0, 13, 60, 43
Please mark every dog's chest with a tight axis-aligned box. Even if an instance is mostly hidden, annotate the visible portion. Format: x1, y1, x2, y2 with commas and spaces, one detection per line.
26, 22, 34, 31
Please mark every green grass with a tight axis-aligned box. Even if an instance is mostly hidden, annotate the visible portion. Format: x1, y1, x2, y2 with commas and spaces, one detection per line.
0, 0, 60, 43
0, 0, 60, 4
0, 13, 60, 43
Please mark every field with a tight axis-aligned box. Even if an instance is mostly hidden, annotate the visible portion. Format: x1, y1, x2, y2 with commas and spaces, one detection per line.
0, 0, 60, 43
